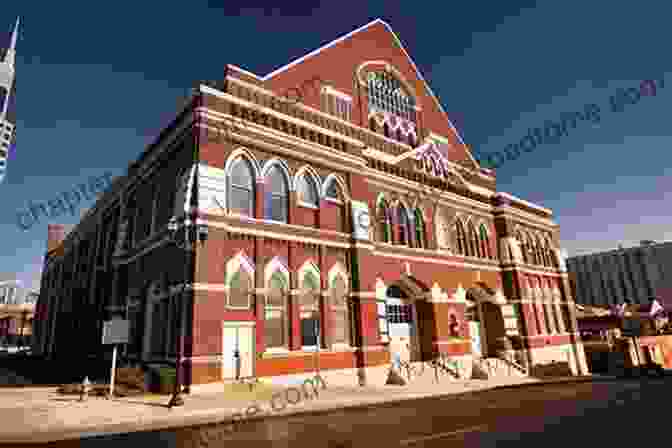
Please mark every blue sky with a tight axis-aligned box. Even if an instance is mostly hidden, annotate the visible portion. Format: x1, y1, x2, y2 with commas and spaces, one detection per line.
1, 1, 670, 291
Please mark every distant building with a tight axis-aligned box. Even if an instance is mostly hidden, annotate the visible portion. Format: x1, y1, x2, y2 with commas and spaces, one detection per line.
0, 274, 34, 347
566, 241, 672, 308
0, 18, 18, 184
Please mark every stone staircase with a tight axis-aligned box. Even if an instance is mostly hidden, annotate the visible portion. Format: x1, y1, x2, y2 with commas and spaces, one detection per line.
472, 356, 528, 379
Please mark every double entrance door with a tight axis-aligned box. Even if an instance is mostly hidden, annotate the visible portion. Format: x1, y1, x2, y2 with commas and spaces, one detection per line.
222, 322, 255, 380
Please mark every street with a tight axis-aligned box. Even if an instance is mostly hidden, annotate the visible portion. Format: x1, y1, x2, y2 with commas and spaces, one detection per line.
14, 377, 669, 447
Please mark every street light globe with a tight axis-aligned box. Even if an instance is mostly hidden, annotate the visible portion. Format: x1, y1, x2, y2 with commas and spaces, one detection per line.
168, 217, 178, 233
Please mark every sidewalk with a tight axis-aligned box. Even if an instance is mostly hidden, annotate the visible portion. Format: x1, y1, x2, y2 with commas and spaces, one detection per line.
0, 373, 619, 444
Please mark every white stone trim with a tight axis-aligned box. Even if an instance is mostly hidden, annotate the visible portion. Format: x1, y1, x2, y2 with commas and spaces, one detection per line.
372, 249, 502, 272
321, 85, 352, 102
327, 262, 349, 290
297, 260, 321, 288
196, 92, 364, 149
265, 256, 290, 289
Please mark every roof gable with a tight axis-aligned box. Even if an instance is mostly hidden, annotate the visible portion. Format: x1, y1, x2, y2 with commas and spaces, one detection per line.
255, 19, 479, 168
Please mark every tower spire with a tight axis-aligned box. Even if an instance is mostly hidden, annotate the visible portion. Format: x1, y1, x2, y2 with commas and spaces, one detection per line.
5, 17, 19, 67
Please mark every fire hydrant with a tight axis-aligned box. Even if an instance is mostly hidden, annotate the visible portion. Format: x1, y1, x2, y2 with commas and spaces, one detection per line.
80, 376, 91, 402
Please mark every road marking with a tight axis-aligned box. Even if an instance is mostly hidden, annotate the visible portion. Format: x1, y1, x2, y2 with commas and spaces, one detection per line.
399, 424, 489, 445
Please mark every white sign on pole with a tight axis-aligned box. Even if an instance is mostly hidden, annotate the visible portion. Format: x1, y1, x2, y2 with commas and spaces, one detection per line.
102, 319, 130, 345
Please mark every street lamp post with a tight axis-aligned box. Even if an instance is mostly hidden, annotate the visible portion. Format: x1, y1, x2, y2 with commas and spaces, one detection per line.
167, 214, 208, 408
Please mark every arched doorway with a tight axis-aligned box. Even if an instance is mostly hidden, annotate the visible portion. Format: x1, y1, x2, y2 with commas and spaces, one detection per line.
466, 284, 507, 358
384, 276, 435, 363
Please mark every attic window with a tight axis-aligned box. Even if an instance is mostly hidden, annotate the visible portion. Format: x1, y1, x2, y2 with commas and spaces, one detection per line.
367, 71, 416, 122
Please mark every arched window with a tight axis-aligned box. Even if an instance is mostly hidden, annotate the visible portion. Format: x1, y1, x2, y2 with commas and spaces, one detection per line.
264, 165, 288, 222
330, 274, 350, 346
479, 224, 491, 259
467, 222, 479, 257
377, 199, 392, 243
300, 272, 321, 348
297, 173, 319, 207
397, 204, 410, 245
455, 219, 467, 255
517, 232, 529, 264
228, 157, 255, 217
367, 71, 416, 123
414, 209, 426, 249
228, 268, 252, 309
324, 178, 341, 201
325, 178, 346, 232
265, 271, 288, 349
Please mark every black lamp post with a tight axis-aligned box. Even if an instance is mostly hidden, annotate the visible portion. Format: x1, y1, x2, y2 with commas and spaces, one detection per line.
167, 214, 208, 408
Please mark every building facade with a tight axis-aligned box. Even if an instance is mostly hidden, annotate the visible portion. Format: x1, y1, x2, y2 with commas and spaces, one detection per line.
0, 18, 18, 184
33, 19, 588, 388
567, 240, 672, 308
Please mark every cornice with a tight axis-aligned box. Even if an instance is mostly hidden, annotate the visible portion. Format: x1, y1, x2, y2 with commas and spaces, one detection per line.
204, 83, 364, 149
198, 121, 368, 175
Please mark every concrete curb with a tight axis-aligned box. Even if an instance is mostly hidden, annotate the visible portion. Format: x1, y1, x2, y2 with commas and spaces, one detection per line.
0, 375, 642, 443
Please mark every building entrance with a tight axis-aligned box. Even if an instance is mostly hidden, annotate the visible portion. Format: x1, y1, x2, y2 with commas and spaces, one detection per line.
385, 276, 434, 363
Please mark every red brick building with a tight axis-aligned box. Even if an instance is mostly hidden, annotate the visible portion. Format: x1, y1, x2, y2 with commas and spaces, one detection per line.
32, 19, 588, 389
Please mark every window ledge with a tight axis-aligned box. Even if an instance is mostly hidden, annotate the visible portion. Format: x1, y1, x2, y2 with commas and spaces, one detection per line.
324, 197, 343, 205
298, 202, 319, 210
224, 305, 252, 310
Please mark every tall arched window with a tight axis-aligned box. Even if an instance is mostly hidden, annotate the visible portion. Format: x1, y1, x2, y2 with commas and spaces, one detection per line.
300, 272, 321, 348
479, 224, 491, 259
377, 199, 392, 243
517, 232, 529, 264
265, 271, 288, 349
228, 268, 252, 309
397, 204, 410, 245
297, 173, 319, 207
467, 222, 479, 257
330, 274, 350, 346
455, 219, 467, 255
228, 157, 255, 217
264, 165, 288, 222
324, 178, 340, 201
414, 209, 426, 249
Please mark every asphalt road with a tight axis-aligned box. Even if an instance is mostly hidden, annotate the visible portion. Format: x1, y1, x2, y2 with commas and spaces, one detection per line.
13, 378, 669, 447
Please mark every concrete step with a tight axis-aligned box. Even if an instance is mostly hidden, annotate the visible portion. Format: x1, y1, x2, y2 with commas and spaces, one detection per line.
472, 357, 528, 379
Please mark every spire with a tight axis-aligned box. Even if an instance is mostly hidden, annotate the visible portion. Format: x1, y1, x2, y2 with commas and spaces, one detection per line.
4, 17, 19, 67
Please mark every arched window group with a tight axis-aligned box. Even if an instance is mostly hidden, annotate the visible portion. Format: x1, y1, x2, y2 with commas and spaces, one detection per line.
226, 152, 348, 231
375, 198, 427, 249
453, 218, 492, 259
516, 230, 556, 267
227, 254, 352, 351
367, 70, 417, 146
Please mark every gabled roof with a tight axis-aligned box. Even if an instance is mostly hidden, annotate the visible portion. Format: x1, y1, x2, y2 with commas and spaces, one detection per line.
229, 19, 477, 168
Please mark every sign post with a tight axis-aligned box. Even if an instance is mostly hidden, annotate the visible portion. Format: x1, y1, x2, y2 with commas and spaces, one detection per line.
102, 318, 129, 399
109, 344, 117, 399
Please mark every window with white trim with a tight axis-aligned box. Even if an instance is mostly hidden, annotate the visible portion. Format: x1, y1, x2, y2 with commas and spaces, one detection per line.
265, 271, 288, 349
300, 272, 321, 349
297, 174, 319, 207
330, 274, 350, 346
227, 269, 252, 309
